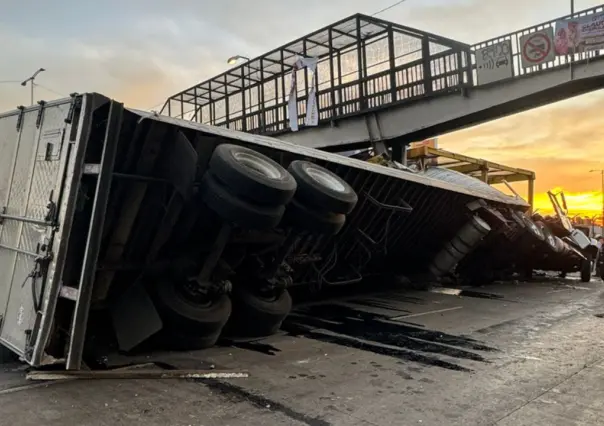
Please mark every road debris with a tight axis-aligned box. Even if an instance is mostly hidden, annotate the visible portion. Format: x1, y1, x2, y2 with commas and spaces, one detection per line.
26, 369, 249, 381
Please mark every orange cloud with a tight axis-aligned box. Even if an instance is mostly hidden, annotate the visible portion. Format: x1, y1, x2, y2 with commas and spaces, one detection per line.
532, 188, 603, 220
439, 92, 604, 225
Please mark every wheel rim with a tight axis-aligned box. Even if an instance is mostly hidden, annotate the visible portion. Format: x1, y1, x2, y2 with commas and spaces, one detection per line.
233, 151, 283, 180
305, 165, 347, 193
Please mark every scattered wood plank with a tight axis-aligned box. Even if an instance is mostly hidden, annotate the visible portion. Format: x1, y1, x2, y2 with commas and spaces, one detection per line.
26, 369, 249, 381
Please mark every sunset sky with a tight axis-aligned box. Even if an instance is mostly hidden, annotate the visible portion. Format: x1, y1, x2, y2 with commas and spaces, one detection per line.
1, 0, 603, 221
438, 91, 604, 221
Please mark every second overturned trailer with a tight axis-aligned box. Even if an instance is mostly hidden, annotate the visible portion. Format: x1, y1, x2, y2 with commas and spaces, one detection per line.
0, 93, 530, 369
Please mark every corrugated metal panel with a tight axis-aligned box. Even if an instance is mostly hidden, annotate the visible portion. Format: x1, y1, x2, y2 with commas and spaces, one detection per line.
422, 167, 521, 205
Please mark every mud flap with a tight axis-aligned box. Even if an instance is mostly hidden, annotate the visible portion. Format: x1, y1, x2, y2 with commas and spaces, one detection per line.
111, 281, 163, 352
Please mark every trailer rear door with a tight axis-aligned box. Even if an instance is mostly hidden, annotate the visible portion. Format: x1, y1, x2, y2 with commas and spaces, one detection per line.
0, 100, 81, 363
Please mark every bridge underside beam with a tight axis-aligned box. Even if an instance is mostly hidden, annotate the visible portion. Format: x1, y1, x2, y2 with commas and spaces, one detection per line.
277, 59, 604, 152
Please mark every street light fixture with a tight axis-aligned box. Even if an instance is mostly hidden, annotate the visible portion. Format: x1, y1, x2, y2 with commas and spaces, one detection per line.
227, 55, 250, 65
21, 68, 46, 105
589, 169, 604, 227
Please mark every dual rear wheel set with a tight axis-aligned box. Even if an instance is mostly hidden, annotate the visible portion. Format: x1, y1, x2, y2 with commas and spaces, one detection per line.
151, 144, 357, 350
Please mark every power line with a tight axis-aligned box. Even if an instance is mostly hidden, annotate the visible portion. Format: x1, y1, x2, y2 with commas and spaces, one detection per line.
372, 0, 409, 16
0, 80, 21, 84
33, 83, 66, 98
147, 100, 167, 111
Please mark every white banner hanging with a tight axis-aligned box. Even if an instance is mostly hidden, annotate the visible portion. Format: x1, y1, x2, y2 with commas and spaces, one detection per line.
300, 57, 318, 127
287, 56, 319, 131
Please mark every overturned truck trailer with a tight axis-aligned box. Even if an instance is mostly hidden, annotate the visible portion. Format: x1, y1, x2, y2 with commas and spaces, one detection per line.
0, 94, 528, 369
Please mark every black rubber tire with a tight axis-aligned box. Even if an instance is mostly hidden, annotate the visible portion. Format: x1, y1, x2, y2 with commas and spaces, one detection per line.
209, 144, 296, 206
153, 281, 232, 338
581, 253, 592, 283
201, 173, 285, 230
282, 198, 346, 235
226, 287, 293, 338
287, 160, 358, 214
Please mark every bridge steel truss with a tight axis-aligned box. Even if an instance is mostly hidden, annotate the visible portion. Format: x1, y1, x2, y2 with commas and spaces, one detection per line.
162, 5, 604, 148
161, 14, 474, 135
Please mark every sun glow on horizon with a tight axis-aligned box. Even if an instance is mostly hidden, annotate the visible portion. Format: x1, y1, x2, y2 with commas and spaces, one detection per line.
532, 188, 603, 223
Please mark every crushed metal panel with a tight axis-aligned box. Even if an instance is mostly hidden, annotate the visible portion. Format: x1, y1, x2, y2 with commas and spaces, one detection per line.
0, 100, 76, 361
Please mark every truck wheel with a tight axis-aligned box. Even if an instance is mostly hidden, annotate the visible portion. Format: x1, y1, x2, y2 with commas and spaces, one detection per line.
201, 173, 284, 229
226, 287, 292, 338
581, 254, 592, 283
153, 280, 232, 348
287, 160, 358, 214
282, 199, 346, 235
209, 144, 296, 206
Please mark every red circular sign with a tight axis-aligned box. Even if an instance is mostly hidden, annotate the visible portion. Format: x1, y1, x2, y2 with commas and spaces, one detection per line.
522, 33, 551, 63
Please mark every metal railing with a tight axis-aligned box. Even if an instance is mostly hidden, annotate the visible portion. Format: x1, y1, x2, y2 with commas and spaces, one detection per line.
216, 48, 472, 135
164, 5, 604, 135
470, 5, 604, 83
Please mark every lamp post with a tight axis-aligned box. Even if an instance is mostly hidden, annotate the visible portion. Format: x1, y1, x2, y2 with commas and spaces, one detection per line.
21, 68, 46, 105
226, 55, 250, 65
590, 169, 604, 228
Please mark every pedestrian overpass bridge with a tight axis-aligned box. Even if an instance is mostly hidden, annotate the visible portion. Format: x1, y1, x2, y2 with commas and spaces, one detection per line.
161, 5, 604, 157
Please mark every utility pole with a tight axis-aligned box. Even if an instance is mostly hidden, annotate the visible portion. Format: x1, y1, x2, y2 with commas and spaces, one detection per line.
21, 68, 46, 105
590, 169, 604, 228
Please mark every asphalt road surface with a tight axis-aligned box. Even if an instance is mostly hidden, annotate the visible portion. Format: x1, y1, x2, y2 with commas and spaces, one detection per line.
2, 275, 604, 426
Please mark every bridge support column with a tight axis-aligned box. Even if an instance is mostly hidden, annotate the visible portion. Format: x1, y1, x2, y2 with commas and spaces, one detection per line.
528, 177, 535, 213
391, 143, 404, 163
365, 113, 388, 155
